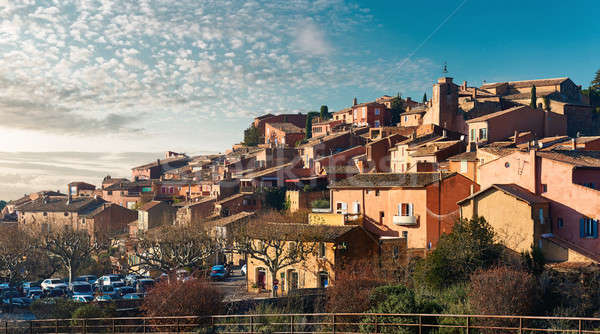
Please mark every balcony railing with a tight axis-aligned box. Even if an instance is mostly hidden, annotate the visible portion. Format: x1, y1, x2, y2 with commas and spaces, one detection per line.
393, 215, 418, 226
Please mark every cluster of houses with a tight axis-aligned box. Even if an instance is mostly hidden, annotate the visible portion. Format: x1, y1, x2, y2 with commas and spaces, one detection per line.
2, 76, 600, 296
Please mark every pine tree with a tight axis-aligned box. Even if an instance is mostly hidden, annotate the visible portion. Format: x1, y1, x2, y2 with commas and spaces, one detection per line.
320, 105, 329, 120
530, 85, 537, 109
592, 69, 600, 91
422, 92, 428, 103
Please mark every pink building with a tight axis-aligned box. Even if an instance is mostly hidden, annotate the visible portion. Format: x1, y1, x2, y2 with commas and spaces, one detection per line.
478, 149, 600, 260
351, 102, 389, 127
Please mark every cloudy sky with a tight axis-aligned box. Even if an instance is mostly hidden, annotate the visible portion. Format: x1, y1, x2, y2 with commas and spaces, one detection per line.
0, 0, 598, 154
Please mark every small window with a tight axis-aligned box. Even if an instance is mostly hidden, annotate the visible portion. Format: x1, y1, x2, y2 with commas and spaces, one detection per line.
542, 184, 548, 193
460, 160, 468, 173
375, 190, 380, 197
319, 242, 326, 258
504, 162, 510, 168
580, 218, 598, 238
64, 212, 69, 217
393, 246, 399, 259
557, 218, 564, 228
43, 212, 47, 217
539, 208, 544, 224
375, 108, 380, 115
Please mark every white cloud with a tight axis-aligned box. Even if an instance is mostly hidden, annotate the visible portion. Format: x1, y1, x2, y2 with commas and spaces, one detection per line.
291, 21, 332, 56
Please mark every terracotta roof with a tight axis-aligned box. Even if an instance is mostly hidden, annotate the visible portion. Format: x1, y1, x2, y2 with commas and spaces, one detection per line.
458, 183, 548, 206
447, 151, 478, 162
68, 182, 96, 189
466, 105, 530, 123
132, 156, 189, 170
409, 141, 461, 157
332, 108, 352, 115
207, 211, 255, 228
239, 162, 292, 179
330, 172, 456, 189
17, 197, 106, 213
543, 235, 600, 263
246, 222, 359, 242
139, 201, 163, 211
402, 108, 427, 115
478, 145, 517, 158
267, 122, 304, 133
322, 165, 360, 175
215, 193, 246, 205
481, 77, 569, 89
537, 150, 600, 168
502, 91, 557, 100
576, 136, 600, 144
255, 114, 274, 120
352, 101, 387, 109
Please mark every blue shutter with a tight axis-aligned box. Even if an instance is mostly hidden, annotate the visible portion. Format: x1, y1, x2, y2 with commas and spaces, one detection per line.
580, 218, 585, 238
594, 220, 598, 239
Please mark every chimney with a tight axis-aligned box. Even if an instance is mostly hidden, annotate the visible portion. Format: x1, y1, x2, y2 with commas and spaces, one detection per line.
529, 147, 538, 194
513, 131, 519, 144
571, 138, 576, 150
353, 97, 357, 106
157, 159, 160, 166
442, 129, 447, 138
472, 87, 477, 99
462, 81, 467, 90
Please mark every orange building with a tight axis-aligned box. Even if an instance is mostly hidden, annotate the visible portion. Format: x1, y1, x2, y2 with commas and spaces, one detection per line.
329, 172, 479, 250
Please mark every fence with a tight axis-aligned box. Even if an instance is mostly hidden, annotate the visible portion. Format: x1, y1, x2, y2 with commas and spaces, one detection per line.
5, 313, 600, 333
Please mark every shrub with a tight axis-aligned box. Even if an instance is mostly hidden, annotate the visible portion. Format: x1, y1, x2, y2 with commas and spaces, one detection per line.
469, 266, 538, 316
310, 199, 330, 209
141, 278, 224, 317
326, 260, 387, 313
30, 298, 80, 319
414, 217, 502, 289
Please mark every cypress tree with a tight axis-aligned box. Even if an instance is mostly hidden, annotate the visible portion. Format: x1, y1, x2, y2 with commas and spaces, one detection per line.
305, 114, 313, 140
530, 85, 537, 109
320, 105, 329, 120
422, 92, 428, 103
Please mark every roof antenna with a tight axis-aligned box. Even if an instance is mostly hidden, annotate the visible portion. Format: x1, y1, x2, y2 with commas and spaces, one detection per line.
442, 61, 448, 75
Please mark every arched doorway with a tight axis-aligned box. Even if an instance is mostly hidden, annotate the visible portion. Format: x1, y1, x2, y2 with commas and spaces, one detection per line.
318, 271, 329, 288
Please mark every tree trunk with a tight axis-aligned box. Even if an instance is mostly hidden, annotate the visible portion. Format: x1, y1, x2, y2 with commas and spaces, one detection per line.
270, 269, 278, 297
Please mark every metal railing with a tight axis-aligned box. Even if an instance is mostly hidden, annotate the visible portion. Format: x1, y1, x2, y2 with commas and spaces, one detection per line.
5, 313, 600, 333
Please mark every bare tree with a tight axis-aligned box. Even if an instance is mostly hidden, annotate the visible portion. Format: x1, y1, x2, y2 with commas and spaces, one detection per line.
0, 228, 35, 284
233, 211, 319, 296
134, 224, 218, 274
41, 227, 104, 284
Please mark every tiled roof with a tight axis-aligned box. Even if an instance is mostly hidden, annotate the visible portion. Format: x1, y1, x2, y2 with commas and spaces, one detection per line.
447, 151, 478, 161
466, 105, 530, 123
207, 211, 255, 228
68, 182, 96, 189
139, 201, 163, 211
481, 77, 569, 89
246, 222, 359, 242
239, 162, 292, 179
332, 108, 352, 115
537, 150, 600, 168
501, 91, 557, 100
215, 193, 246, 205
352, 101, 387, 109
132, 156, 189, 170
576, 136, 600, 144
104, 180, 151, 191
267, 122, 304, 133
458, 183, 548, 206
409, 141, 460, 157
17, 197, 106, 213
330, 172, 456, 189
322, 165, 360, 175
478, 145, 517, 158
402, 108, 427, 115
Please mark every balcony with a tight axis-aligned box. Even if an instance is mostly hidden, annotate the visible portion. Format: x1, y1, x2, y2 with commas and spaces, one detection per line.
393, 215, 417, 226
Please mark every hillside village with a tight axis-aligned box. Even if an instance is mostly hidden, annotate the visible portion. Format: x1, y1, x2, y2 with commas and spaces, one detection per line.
3, 75, 600, 297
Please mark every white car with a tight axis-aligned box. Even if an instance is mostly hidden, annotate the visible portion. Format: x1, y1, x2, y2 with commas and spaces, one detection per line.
241, 264, 247, 276
96, 275, 125, 287
72, 295, 94, 303
40, 279, 67, 291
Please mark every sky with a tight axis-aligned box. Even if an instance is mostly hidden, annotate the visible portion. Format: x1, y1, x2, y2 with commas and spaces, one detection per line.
0, 0, 597, 154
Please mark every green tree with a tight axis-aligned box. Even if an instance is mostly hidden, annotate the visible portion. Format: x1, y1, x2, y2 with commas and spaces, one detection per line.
319, 105, 330, 120
422, 92, 427, 103
414, 216, 502, 289
521, 244, 546, 276
389, 94, 404, 125
530, 85, 537, 109
592, 68, 600, 91
543, 96, 551, 111
305, 112, 318, 140
243, 125, 260, 146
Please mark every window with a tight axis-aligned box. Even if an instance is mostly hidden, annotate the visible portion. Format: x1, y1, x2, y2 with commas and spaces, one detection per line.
319, 242, 326, 258
584, 182, 596, 189
470, 129, 476, 142
161, 187, 166, 193
539, 208, 544, 224
375, 190, 380, 197
398, 203, 414, 216
542, 184, 548, 193
169, 187, 174, 194
362, 107, 366, 118
374, 120, 380, 127
580, 218, 598, 238
353, 109, 357, 119
393, 246, 399, 259
404, 116, 408, 122
43, 212, 47, 217
460, 160, 468, 173
375, 108, 380, 115
335, 202, 347, 214
64, 212, 69, 217
318, 272, 329, 288
479, 128, 487, 140
352, 201, 360, 214
557, 218, 564, 228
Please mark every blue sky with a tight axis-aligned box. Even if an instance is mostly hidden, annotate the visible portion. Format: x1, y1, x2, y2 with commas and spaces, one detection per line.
0, 0, 598, 153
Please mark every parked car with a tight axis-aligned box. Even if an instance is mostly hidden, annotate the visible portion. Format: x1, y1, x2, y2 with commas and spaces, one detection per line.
44, 288, 66, 298
119, 286, 135, 297
74, 275, 97, 284
241, 264, 247, 276
41, 278, 67, 292
22, 281, 42, 295
95, 275, 125, 288
73, 295, 94, 303
136, 278, 155, 293
27, 290, 43, 300
210, 265, 229, 280
95, 285, 118, 299
125, 274, 142, 286
70, 282, 93, 296
122, 293, 143, 300
95, 295, 112, 302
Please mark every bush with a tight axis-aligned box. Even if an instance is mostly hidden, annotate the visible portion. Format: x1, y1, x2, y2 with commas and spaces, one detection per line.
72, 303, 115, 319
30, 298, 80, 319
326, 260, 387, 313
414, 217, 502, 289
310, 199, 330, 209
469, 266, 538, 316
141, 278, 224, 317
